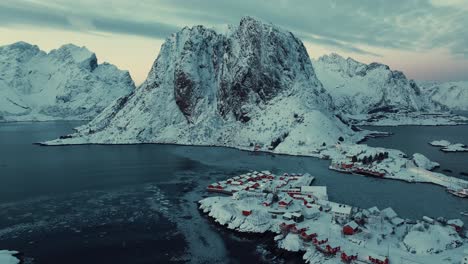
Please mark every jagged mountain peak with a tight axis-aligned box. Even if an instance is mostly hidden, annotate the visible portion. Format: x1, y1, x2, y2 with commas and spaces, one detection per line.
0, 41, 43, 63
313, 53, 436, 114
0, 42, 134, 121
5, 41, 40, 51
147, 16, 332, 123
419, 80, 468, 110
47, 17, 354, 153
49, 44, 98, 71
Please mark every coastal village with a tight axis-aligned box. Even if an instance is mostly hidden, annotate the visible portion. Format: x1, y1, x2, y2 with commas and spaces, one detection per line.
324, 143, 468, 198
200, 171, 468, 264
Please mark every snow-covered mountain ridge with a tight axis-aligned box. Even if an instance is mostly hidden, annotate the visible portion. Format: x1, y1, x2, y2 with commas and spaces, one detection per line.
313, 53, 441, 115
419, 81, 468, 111
0, 42, 135, 121
45, 16, 364, 154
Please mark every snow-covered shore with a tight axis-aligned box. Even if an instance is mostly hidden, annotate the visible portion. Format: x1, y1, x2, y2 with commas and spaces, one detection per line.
347, 112, 468, 126
199, 171, 468, 264
326, 143, 468, 191
42, 132, 468, 194
0, 250, 20, 264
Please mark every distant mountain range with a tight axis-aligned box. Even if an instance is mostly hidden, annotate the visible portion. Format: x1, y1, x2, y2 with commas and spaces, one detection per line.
418, 81, 468, 111
0, 42, 134, 121
313, 53, 444, 115
2, 17, 466, 151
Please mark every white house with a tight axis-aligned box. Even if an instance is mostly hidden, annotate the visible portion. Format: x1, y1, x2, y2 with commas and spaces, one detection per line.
390, 217, 405, 226
329, 201, 352, 220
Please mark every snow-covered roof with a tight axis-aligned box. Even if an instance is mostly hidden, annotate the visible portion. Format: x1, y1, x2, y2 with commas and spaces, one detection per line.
303, 207, 320, 214
300, 186, 328, 200
368, 206, 380, 214
390, 217, 405, 226
345, 221, 358, 230
447, 219, 464, 227
282, 220, 295, 225
381, 207, 398, 219
291, 212, 302, 218
283, 212, 293, 218
280, 196, 293, 204
354, 212, 363, 219
329, 202, 352, 215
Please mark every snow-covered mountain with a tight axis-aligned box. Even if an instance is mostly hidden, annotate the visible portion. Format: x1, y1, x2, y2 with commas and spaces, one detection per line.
0, 42, 135, 121
419, 81, 468, 111
313, 53, 439, 115
46, 17, 363, 154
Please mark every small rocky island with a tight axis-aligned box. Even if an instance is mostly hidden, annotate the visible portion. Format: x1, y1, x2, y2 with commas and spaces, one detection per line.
430, 140, 468, 152
200, 171, 468, 264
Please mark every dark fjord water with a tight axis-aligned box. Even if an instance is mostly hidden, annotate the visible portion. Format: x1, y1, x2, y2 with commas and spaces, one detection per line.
361, 125, 468, 178
0, 122, 467, 263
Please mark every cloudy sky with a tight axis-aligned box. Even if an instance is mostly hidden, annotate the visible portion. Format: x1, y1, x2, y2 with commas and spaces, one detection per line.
1, 0, 467, 84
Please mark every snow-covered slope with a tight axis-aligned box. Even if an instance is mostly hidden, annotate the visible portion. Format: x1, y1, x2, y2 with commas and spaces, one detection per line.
419, 81, 468, 111
313, 53, 440, 115
0, 250, 20, 264
46, 17, 362, 154
0, 42, 135, 121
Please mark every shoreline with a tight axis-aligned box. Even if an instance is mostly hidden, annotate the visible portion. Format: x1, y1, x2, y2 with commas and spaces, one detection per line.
36, 130, 468, 195
198, 171, 468, 264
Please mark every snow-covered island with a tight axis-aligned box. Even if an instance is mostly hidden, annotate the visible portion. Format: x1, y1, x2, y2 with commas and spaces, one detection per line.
0, 250, 20, 264
346, 112, 468, 126
199, 171, 468, 264
326, 144, 468, 192
430, 140, 468, 152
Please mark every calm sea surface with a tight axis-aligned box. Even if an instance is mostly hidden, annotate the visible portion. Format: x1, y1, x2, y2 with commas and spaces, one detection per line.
0, 122, 466, 263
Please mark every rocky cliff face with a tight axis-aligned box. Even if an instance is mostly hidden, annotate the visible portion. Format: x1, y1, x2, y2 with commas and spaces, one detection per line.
419, 81, 468, 111
47, 17, 360, 155
313, 53, 439, 115
0, 42, 134, 121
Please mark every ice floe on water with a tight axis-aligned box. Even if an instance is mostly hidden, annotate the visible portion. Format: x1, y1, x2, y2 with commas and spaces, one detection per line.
0, 183, 171, 240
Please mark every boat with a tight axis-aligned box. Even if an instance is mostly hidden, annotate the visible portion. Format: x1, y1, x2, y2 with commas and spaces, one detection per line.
328, 163, 355, 174
328, 165, 353, 174
354, 167, 385, 178
447, 188, 468, 198
460, 211, 468, 217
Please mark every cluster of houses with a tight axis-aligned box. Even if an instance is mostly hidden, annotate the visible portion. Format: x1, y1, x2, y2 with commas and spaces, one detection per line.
207, 171, 309, 195
203, 171, 466, 264
330, 161, 386, 178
